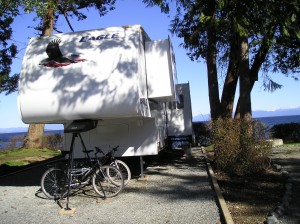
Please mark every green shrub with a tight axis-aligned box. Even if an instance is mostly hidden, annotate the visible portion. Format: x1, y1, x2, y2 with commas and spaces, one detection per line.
211, 118, 272, 176
42, 134, 64, 150
4, 133, 64, 150
270, 123, 300, 143
193, 122, 212, 146
5, 135, 24, 149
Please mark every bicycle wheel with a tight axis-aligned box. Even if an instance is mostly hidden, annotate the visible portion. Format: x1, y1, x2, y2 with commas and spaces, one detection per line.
110, 160, 131, 185
92, 165, 124, 198
41, 167, 67, 199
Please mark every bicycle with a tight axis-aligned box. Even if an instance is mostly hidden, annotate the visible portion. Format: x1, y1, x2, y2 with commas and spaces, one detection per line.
95, 146, 131, 185
41, 142, 124, 200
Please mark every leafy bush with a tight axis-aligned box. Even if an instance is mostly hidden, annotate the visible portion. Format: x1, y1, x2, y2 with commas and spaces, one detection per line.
270, 123, 300, 143
42, 134, 64, 150
211, 118, 272, 176
4, 135, 24, 149
4, 133, 64, 150
193, 122, 212, 146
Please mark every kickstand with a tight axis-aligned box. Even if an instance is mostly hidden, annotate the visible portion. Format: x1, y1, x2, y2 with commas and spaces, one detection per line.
55, 198, 63, 209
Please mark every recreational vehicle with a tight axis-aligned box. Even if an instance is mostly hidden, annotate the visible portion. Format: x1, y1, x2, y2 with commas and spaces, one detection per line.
18, 25, 193, 159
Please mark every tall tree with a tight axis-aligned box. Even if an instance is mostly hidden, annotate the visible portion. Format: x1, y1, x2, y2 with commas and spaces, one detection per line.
17, 0, 116, 148
143, 0, 300, 120
0, 1, 20, 95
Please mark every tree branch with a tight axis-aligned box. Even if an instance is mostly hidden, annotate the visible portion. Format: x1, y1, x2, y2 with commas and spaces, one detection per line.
250, 25, 276, 81
58, 5, 75, 32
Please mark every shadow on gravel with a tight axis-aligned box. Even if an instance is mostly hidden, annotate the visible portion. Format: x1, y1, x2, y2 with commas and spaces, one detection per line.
0, 156, 64, 187
121, 149, 214, 201
272, 157, 300, 172
0, 149, 210, 202
0, 154, 146, 187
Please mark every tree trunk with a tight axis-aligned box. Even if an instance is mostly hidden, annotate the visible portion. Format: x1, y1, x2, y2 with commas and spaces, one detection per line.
25, 3, 55, 149
237, 31, 253, 144
238, 33, 252, 122
206, 0, 220, 120
234, 25, 276, 119
23, 124, 45, 148
41, 6, 55, 36
220, 28, 239, 118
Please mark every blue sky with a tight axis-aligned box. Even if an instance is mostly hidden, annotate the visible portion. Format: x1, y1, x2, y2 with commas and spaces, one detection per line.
0, 0, 299, 129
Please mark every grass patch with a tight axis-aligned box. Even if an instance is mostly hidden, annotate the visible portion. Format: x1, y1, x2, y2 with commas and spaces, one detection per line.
5, 160, 30, 166
282, 142, 300, 147
0, 148, 61, 166
204, 145, 214, 152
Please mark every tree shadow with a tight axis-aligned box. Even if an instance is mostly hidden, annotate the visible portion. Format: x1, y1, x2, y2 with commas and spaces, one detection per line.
0, 156, 64, 186
0, 149, 215, 205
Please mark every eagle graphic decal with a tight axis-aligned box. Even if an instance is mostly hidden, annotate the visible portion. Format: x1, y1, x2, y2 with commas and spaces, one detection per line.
40, 39, 87, 67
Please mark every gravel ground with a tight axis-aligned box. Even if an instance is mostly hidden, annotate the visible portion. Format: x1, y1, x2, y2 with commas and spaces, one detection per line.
0, 151, 221, 224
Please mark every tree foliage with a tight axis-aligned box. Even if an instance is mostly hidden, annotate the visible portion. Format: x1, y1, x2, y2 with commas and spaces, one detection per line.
143, 0, 300, 119
0, 1, 20, 95
23, 0, 116, 34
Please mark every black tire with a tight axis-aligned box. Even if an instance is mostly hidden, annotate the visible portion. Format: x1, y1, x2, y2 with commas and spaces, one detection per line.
40, 167, 67, 199
110, 160, 131, 185
92, 165, 124, 198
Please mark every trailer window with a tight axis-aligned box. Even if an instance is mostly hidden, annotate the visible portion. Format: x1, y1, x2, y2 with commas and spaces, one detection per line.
168, 101, 176, 110
149, 101, 162, 110
177, 94, 184, 109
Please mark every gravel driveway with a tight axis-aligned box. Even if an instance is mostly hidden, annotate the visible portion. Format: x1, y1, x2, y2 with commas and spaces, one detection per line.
0, 150, 221, 224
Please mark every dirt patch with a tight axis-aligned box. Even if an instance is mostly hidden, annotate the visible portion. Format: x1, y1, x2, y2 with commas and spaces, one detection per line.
208, 147, 300, 223
215, 169, 285, 223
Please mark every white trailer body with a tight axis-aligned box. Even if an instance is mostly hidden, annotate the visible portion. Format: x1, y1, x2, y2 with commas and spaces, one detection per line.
167, 83, 193, 137
64, 117, 164, 158
145, 40, 178, 102
150, 83, 194, 146
18, 25, 181, 157
18, 25, 152, 123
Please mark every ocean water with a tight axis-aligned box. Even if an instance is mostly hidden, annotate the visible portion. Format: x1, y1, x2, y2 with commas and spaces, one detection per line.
254, 115, 300, 127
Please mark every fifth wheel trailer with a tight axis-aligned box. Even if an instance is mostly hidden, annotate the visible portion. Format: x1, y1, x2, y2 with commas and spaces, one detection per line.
150, 83, 194, 149
18, 25, 193, 158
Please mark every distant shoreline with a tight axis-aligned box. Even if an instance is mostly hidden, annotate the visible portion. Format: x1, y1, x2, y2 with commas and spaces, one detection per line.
2, 114, 300, 133
193, 107, 300, 122
193, 115, 300, 125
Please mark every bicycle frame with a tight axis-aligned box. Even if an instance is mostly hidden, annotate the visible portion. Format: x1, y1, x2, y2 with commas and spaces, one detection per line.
41, 120, 124, 210
58, 135, 122, 199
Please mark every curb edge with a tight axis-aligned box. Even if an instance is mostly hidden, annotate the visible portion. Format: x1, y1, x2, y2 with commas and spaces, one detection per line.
202, 148, 235, 224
